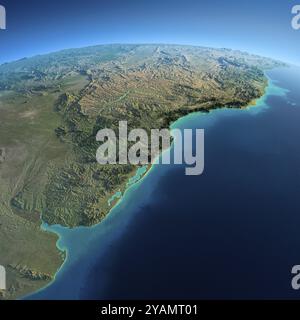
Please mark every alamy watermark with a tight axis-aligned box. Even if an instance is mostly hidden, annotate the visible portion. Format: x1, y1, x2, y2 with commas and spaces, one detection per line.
96, 121, 204, 176
0, 5, 6, 30
292, 5, 300, 30
291, 265, 300, 290
0, 265, 6, 290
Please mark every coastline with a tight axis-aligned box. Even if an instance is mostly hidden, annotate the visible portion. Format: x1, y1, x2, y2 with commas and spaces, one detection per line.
25, 67, 289, 299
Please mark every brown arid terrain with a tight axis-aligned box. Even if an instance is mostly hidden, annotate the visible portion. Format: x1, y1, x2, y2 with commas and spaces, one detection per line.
0, 44, 285, 299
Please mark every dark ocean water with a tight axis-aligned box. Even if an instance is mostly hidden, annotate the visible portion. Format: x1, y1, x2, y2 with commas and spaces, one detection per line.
29, 66, 300, 300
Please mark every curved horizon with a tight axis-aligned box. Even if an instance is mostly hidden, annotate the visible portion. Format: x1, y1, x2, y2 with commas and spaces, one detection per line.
0, 0, 299, 65
0, 42, 293, 67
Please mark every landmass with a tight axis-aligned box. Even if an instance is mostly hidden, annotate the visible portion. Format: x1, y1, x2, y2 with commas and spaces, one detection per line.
0, 44, 285, 299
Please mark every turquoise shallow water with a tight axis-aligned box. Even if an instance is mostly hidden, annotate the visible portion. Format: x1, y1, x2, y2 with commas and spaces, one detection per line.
28, 66, 300, 299
108, 165, 148, 206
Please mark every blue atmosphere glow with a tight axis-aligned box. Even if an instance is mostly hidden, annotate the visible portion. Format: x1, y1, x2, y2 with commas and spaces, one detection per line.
0, 0, 299, 65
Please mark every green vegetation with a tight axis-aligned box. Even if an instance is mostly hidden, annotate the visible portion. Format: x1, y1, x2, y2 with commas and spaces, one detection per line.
0, 44, 285, 299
